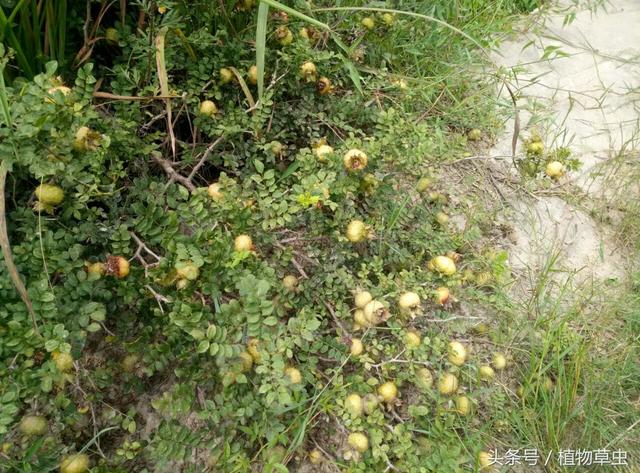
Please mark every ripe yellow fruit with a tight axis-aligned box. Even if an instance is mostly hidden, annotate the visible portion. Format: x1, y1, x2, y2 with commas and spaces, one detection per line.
275, 25, 293, 46
416, 177, 431, 193
478, 451, 493, 470
346, 220, 368, 243
35, 184, 64, 206
247, 65, 258, 85
86, 262, 105, 277
199, 100, 218, 116
282, 275, 299, 292
239, 352, 253, 372
455, 396, 471, 415
468, 129, 482, 141
398, 292, 420, 312
350, 338, 364, 356
354, 291, 372, 309
207, 183, 224, 201
353, 309, 367, 327
347, 432, 369, 453
247, 338, 261, 363
378, 381, 398, 402
343, 149, 368, 171
345, 393, 364, 416
105, 27, 119, 43
73, 126, 101, 152
285, 367, 302, 384
492, 353, 507, 370
545, 160, 565, 178
234, 234, 253, 252
416, 368, 433, 389
19, 415, 48, 436
436, 212, 449, 226
314, 144, 334, 162
479, 365, 495, 381
309, 448, 322, 464
106, 255, 130, 278
316, 77, 332, 95
60, 454, 89, 473
219, 67, 234, 84
363, 300, 386, 326
52, 352, 74, 372
527, 141, 544, 155
300, 61, 317, 82
438, 373, 459, 395
435, 286, 450, 305
432, 256, 456, 276
405, 331, 421, 349
382, 13, 395, 25
448, 341, 467, 366
361, 17, 375, 29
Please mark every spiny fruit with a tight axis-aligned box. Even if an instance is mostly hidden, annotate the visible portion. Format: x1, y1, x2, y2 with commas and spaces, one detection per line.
398, 292, 420, 312
234, 234, 253, 252
19, 415, 48, 436
247, 65, 258, 85
350, 338, 364, 356
455, 396, 471, 415
86, 262, 105, 277
468, 129, 482, 141
361, 17, 375, 29
343, 149, 368, 171
282, 275, 299, 292
52, 351, 74, 372
313, 143, 334, 162
60, 453, 90, 473
199, 100, 218, 116
479, 365, 495, 381
545, 161, 565, 178
416, 177, 431, 193
300, 61, 317, 82
492, 353, 507, 370
416, 368, 433, 389
438, 373, 459, 395
378, 381, 398, 402
35, 184, 64, 206
275, 25, 293, 46
405, 330, 421, 349
345, 393, 364, 416
381, 13, 395, 25
354, 291, 372, 309
106, 256, 130, 278
285, 367, 302, 384
219, 67, 234, 84
347, 432, 369, 453
346, 220, 369, 243
478, 451, 493, 470
176, 262, 199, 281
448, 341, 467, 366
431, 255, 456, 276
207, 183, 224, 201
436, 212, 449, 226
435, 287, 450, 305
527, 141, 544, 155
316, 77, 332, 95
309, 449, 322, 464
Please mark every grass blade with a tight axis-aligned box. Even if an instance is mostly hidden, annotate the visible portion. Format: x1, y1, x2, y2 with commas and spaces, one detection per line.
155, 27, 176, 156
255, 1, 269, 101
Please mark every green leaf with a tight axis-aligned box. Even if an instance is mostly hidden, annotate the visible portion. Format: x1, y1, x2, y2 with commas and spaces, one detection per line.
197, 340, 210, 353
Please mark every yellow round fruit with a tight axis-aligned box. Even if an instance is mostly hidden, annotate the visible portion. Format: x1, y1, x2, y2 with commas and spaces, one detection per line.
86, 262, 105, 277
492, 353, 507, 370
282, 275, 299, 292
378, 381, 398, 402
361, 17, 375, 30
416, 368, 433, 389
275, 25, 293, 46
247, 65, 258, 85
343, 149, 368, 171
199, 100, 218, 116
363, 300, 386, 326
346, 220, 368, 243
347, 432, 369, 453
19, 415, 48, 436
314, 144, 334, 162
219, 67, 234, 84
527, 141, 544, 155
435, 286, 450, 305
438, 373, 459, 395
35, 184, 64, 206
353, 309, 367, 327
234, 234, 253, 252
354, 291, 372, 309
309, 448, 322, 464
60, 453, 89, 473
436, 212, 449, 226
350, 338, 363, 356
432, 256, 456, 276
382, 13, 395, 25
405, 331, 421, 349
478, 451, 493, 470
52, 352, 74, 372
448, 341, 467, 366
455, 396, 471, 415
479, 365, 495, 381
105, 27, 119, 43
345, 393, 363, 416
398, 292, 420, 312
207, 183, 224, 201
300, 61, 317, 82
468, 129, 482, 141
416, 177, 431, 193
545, 160, 565, 178
285, 367, 302, 384
106, 255, 130, 278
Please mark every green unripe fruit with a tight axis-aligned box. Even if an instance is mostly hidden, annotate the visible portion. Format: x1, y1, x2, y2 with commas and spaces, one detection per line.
35, 184, 64, 206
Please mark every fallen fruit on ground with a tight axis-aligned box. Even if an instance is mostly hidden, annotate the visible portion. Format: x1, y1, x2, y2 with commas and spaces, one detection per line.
479, 365, 495, 381
431, 255, 457, 276
345, 393, 364, 416
448, 341, 467, 366
362, 17, 375, 30
378, 381, 398, 402
282, 274, 299, 291
234, 234, 253, 252
309, 449, 322, 464
285, 367, 302, 384
405, 330, 421, 349
416, 368, 434, 389
207, 183, 224, 201
300, 61, 317, 82
52, 352, 74, 372
347, 432, 369, 452
438, 373, 459, 395
346, 220, 368, 243
106, 256, 130, 278
343, 149, 368, 171
60, 453, 89, 473
354, 290, 373, 308
435, 286, 450, 305
492, 353, 507, 370
455, 396, 471, 415
363, 300, 387, 326
219, 67, 234, 84
545, 160, 565, 178
398, 291, 420, 312
19, 415, 48, 436
350, 338, 364, 356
